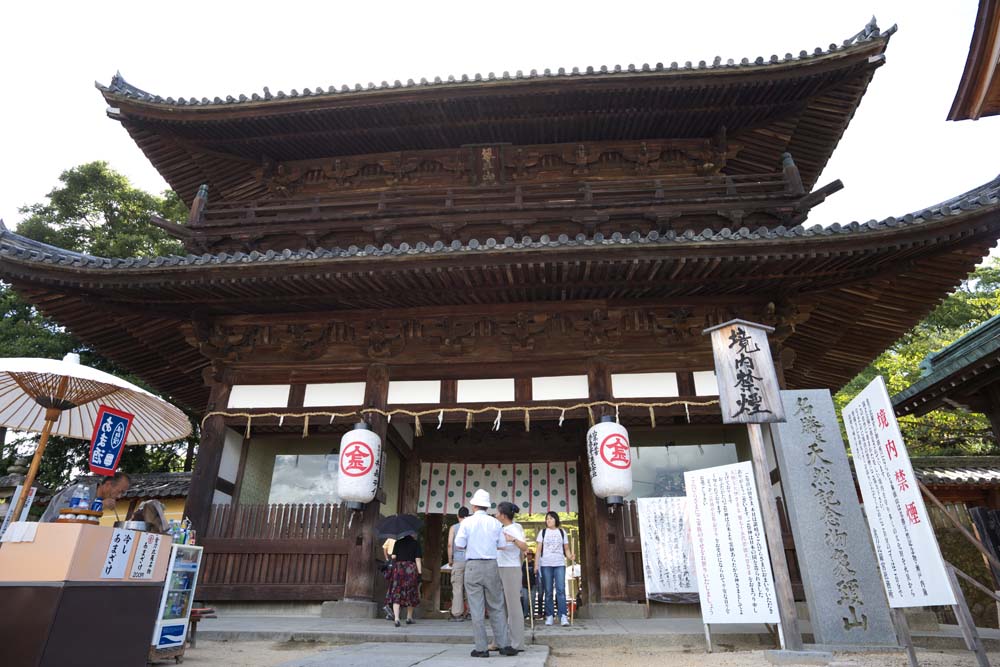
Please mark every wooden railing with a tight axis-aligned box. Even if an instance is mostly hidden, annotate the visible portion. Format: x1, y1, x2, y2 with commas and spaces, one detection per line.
198, 503, 352, 601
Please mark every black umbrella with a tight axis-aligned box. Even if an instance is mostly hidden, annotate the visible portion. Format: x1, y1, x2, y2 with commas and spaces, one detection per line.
377, 513, 423, 540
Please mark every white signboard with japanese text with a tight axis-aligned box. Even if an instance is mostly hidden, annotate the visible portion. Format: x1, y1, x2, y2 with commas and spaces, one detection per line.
843, 376, 955, 607
0, 485, 36, 539
637, 497, 697, 601
101, 528, 137, 579
684, 461, 779, 624
130, 532, 165, 580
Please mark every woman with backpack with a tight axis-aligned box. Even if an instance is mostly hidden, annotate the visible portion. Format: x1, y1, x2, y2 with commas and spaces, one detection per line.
534, 511, 575, 626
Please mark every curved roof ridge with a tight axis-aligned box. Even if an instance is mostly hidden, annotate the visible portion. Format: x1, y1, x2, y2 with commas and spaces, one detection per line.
95, 18, 895, 109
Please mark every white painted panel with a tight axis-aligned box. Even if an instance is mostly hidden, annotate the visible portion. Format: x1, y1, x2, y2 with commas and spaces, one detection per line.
610, 372, 679, 398
531, 375, 589, 401
457, 378, 515, 403
218, 427, 243, 484
693, 370, 720, 396
303, 382, 366, 407
227, 384, 291, 409
388, 380, 441, 404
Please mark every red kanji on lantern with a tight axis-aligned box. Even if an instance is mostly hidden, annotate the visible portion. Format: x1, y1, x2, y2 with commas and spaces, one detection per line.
894, 469, 909, 492
340, 441, 374, 477
876, 409, 889, 429
599, 433, 632, 469
905, 501, 921, 525
885, 439, 898, 460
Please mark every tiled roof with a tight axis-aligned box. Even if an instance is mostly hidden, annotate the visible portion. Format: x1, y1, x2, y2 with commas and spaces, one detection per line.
893, 313, 1000, 407
76, 471, 191, 499
911, 457, 1000, 486
96, 19, 893, 108
2, 173, 996, 272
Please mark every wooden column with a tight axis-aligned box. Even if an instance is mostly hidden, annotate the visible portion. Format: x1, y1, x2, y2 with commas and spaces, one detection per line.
983, 384, 1000, 448
344, 364, 389, 601
421, 513, 444, 615
184, 379, 232, 534
577, 456, 600, 605
588, 359, 628, 601
401, 449, 422, 515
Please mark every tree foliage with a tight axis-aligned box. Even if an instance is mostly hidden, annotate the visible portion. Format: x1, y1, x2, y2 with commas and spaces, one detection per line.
1, 162, 198, 490
834, 257, 1000, 456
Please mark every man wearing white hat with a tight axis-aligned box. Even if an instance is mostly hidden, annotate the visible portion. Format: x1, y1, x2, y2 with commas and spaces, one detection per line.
453, 488, 517, 658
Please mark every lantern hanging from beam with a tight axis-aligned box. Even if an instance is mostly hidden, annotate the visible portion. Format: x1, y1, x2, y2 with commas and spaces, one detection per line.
336, 421, 382, 511
585, 415, 633, 507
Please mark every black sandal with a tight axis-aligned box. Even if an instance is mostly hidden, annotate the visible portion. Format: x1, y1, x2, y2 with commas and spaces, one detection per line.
394, 620, 400, 627
406, 618, 414, 625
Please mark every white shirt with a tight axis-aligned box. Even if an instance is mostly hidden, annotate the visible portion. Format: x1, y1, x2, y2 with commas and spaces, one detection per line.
538, 527, 569, 567
497, 522, 525, 568
454, 510, 506, 560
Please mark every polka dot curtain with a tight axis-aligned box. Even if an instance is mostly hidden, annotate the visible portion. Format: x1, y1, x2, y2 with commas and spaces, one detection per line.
418, 462, 579, 514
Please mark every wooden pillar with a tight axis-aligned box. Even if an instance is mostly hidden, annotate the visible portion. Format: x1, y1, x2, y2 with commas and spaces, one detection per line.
587, 359, 628, 601
184, 378, 231, 534
421, 513, 444, 615
344, 364, 389, 601
401, 450, 422, 515
983, 384, 1000, 449
577, 456, 600, 605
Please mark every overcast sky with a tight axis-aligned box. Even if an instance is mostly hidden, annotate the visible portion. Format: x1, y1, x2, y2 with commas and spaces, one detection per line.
2, 1, 998, 237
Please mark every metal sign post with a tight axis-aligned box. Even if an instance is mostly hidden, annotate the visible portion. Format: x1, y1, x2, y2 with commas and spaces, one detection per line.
704, 319, 803, 652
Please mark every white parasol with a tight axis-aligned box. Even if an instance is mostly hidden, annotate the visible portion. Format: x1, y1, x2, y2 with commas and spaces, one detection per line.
1, 353, 192, 520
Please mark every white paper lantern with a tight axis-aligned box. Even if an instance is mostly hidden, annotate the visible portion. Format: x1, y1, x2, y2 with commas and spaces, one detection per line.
336, 422, 382, 510
585, 416, 633, 506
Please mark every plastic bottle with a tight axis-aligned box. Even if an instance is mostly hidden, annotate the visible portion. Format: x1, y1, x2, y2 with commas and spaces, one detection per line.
69, 483, 89, 509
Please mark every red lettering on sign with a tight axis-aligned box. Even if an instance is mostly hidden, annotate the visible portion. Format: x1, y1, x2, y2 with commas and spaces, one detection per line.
599, 433, 631, 470
885, 439, 898, 460
340, 441, 374, 477
876, 409, 889, 429
905, 501, 921, 525
894, 469, 909, 492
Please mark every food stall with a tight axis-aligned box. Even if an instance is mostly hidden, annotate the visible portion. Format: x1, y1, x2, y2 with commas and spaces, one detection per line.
0, 522, 173, 667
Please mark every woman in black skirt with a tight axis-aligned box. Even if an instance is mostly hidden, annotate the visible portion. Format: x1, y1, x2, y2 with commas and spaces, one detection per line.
387, 534, 423, 627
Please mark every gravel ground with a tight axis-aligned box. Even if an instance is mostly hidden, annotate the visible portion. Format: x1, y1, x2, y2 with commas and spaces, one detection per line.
159, 640, 338, 666
547, 646, 1000, 667
176, 641, 1000, 666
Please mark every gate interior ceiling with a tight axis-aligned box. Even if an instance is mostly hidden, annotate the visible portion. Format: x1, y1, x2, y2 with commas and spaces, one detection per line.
418, 462, 579, 514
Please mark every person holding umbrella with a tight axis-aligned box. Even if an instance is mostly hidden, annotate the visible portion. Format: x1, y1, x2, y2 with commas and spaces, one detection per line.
376, 514, 424, 628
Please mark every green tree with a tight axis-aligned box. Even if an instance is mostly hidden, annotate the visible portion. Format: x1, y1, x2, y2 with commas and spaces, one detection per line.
835, 257, 1000, 455
1, 162, 198, 490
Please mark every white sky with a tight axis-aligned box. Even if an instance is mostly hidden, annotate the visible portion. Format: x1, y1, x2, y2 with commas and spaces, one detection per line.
2, 0, 999, 234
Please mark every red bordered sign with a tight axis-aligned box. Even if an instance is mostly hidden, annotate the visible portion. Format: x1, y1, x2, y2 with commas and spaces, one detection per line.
88, 406, 134, 476
340, 441, 375, 477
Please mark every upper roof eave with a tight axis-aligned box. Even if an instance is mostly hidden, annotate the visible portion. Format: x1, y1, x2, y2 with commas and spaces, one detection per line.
2, 170, 995, 282
96, 19, 894, 115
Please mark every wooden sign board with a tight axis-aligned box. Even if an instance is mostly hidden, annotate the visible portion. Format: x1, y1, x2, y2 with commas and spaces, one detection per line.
703, 319, 784, 424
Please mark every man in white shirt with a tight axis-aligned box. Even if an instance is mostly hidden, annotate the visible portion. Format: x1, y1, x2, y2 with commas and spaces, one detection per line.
453, 488, 517, 658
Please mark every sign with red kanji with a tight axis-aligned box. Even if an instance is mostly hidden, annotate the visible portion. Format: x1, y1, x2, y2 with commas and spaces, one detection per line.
842, 376, 955, 608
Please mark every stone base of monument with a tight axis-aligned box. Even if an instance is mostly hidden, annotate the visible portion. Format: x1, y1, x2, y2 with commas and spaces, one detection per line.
764, 649, 834, 666
578, 602, 649, 619
320, 599, 378, 619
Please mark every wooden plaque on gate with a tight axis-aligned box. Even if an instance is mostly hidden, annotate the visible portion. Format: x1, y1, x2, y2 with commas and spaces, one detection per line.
703, 319, 784, 424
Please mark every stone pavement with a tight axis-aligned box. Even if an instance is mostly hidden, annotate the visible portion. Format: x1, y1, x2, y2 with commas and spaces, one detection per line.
275, 642, 548, 667
197, 615, 1000, 652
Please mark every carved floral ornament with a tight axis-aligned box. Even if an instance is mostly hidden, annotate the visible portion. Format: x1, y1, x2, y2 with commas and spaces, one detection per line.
254, 138, 741, 197
183, 301, 810, 363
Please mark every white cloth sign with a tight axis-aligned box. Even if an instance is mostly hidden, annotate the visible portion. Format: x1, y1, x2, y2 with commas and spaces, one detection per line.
843, 376, 955, 607
685, 462, 779, 624
0, 521, 38, 543
130, 532, 164, 580
101, 528, 136, 579
637, 497, 697, 598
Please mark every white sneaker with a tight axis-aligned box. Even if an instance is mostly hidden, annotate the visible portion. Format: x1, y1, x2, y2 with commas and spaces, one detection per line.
544, 616, 553, 626
560, 615, 569, 626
